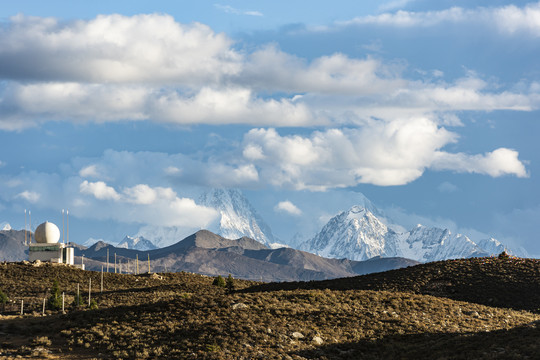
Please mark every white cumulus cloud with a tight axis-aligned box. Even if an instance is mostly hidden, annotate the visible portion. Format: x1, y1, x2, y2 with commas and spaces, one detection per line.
79, 165, 101, 178
432, 148, 529, 178
79, 180, 121, 201
77, 180, 218, 227
274, 201, 302, 216
15, 190, 41, 203
0, 13, 241, 84
241, 123, 528, 189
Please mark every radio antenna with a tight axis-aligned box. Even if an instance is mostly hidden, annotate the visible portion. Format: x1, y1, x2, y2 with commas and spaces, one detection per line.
66, 210, 69, 245
62, 209, 65, 244
24, 209, 27, 246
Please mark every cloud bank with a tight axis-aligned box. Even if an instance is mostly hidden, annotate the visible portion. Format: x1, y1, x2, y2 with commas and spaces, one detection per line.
342, 1, 540, 37
0, 9, 533, 191
0, 12, 538, 131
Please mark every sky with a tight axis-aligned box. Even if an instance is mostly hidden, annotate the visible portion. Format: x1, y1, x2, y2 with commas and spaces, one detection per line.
0, 0, 539, 256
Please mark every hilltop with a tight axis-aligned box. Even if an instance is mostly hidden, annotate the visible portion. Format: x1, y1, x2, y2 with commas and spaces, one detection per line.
0, 256, 538, 359
242, 256, 540, 313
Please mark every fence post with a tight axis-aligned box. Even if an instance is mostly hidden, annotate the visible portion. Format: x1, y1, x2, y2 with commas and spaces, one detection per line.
88, 278, 92, 307
42, 298, 45, 315
20, 300, 23, 315
62, 292, 65, 314
101, 266, 104, 293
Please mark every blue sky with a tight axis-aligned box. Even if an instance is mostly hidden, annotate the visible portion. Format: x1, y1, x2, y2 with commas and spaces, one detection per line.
1, 1, 539, 256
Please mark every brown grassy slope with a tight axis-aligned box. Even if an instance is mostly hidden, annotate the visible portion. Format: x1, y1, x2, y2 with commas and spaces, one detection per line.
241, 257, 540, 313
0, 260, 539, 359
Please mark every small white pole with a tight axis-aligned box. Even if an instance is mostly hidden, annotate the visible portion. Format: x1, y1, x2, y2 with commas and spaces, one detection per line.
20, 300, 24, 315
62, 292, 65, 314
77, 283, 80, 306
114, 253, 117, 274
88, 278, 91, 307
42, 298, 45, 315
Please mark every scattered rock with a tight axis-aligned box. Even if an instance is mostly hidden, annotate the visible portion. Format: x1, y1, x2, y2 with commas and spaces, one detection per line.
291, 332, 304, 339
150, 273, 162, 280
232, 303, 248, 310
312, 336, 323, 345
463, 311, 480, 317
32, 260, 42, 267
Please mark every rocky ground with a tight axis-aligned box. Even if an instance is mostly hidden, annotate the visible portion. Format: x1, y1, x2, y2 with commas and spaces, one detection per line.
0, 256, 538, 359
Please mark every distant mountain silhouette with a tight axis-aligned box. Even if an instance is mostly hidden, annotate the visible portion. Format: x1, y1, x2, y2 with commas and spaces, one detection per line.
0, 230, 29, 261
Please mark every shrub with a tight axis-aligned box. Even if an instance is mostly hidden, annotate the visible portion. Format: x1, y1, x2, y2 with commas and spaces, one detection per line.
48, 279, 62, 311
88, 299, 98, 310
32, 336, 52, 347
212, 275, 226, 288
498, 251, 510, 260
72, 292, 83, 308
226, 274, 235, 293
0, 288, 7, 314
0, 289, 7, 303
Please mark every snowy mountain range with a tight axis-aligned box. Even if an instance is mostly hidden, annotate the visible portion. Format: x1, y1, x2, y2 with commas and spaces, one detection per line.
116, 235, 157, 251
300, 206, 509, 262
120, 188, 514, 263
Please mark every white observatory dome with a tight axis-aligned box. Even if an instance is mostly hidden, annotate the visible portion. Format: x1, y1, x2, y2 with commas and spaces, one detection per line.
34, 221, 61, 244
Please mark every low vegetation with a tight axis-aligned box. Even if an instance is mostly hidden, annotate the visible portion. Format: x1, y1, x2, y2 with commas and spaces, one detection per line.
0, 257, 538, 359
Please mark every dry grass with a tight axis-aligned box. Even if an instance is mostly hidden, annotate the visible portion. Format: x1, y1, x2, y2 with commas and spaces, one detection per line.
0, 258, 539, 359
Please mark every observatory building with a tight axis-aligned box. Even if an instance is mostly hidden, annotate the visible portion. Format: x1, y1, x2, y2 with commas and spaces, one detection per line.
28, 221, 74, 265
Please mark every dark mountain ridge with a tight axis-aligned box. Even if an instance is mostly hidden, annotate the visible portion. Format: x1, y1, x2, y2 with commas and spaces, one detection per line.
79, 229, 419, 281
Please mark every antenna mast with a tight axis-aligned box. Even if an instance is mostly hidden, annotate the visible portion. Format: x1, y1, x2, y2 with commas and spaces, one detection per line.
29, 211, 32, 244
24, 209, 27, 246
62, 209, 65, 244
66, 210, 69, 245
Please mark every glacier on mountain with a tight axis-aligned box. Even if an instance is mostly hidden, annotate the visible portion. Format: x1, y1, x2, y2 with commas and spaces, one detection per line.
301, 205, 509, 263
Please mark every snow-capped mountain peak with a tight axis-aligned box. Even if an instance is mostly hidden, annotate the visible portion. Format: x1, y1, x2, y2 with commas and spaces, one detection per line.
117, 235, 157, 251
199, 188, 277, 246
0, 222, 11, 231
301, 206, 396, 261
